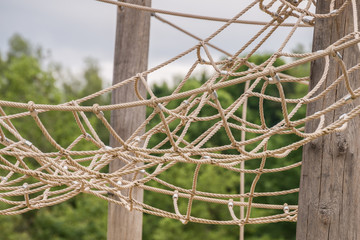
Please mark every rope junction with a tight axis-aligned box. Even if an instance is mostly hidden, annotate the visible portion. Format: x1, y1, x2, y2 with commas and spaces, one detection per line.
1, 0, 360, 226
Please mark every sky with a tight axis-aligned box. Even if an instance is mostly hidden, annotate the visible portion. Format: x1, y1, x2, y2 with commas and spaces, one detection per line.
0, 0, 314, 87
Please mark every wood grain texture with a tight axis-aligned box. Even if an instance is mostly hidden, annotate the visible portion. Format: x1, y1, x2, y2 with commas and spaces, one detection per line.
296, 1, 360, 239
107, 1, 151, 239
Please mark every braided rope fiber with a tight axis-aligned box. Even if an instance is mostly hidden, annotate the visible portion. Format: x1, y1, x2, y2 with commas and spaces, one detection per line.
1, 0, 360, 226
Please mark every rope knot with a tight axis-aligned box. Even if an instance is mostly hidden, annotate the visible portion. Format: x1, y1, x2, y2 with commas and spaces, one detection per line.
27, 101, 35, 112
205, 84, 219, 100
272, 12, 284, 24
328, 46, 342, 59
151, 97, 164, 112
97, 173, 106, 179
92, 103, 100, 115
267, 67, 280, 83
150, 97, 157, 106
268, 67, 276, 78
27, 101, 37, 116
59, 148, 70, 157
206, 84, 216, 97
136, 73, 143, 80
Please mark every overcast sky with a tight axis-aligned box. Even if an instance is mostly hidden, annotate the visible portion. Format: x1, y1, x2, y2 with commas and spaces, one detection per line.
0, 0, 314, 86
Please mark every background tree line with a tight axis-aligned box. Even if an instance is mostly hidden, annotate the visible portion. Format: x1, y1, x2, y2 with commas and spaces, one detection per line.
0, 34, 309, 240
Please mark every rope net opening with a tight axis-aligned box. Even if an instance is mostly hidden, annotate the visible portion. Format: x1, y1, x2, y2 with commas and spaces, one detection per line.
1, 0, 360, 226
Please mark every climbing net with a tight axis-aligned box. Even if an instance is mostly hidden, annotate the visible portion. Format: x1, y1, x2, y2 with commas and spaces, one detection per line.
1, 0, 360, 226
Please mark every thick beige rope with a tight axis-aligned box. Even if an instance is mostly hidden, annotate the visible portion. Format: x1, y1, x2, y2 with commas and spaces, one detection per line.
0, 0, 359, 227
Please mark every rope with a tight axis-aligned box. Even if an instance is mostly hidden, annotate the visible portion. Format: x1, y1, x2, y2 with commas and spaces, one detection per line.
0, 0, 359, 228
97, 0, 312, 27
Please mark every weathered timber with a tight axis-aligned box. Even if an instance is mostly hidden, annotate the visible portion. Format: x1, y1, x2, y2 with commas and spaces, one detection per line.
297, 1, 360, 239
107, 1, 151, 239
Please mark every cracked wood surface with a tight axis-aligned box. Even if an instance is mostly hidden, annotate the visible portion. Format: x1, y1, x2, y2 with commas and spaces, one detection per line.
297, 0, 360, 239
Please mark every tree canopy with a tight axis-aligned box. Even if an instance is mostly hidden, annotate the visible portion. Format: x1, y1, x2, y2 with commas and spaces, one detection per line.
0, 34, 309, 239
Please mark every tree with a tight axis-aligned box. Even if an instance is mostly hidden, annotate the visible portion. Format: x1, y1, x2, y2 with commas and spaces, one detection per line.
0, 34, 108, 240
0, 35, 309, 239
143, 54, 309, 240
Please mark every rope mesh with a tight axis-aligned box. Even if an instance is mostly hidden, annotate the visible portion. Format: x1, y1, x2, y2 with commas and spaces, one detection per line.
1, 0, 359, 225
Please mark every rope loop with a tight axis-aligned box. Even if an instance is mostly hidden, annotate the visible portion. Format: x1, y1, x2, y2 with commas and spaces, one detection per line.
196, 44, 205, 64
2, 0, 360, 227
134, 74, 145, 100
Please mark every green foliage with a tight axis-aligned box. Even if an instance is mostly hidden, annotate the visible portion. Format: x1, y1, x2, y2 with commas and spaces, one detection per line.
143, 54, 309, 240
0, 35, 108, 240
0, 35, 309, 239
32, 195, 107, 240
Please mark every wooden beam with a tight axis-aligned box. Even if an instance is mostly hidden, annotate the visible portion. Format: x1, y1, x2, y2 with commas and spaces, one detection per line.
107, 0, 151, 239
297, 1, 360, 239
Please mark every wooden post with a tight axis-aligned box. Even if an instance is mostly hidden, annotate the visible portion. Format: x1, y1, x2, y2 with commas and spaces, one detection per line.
297, 1, 360, 239
107, 1, 151, 239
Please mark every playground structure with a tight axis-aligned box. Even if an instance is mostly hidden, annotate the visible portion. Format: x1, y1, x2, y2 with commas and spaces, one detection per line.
1, 0, 360, 239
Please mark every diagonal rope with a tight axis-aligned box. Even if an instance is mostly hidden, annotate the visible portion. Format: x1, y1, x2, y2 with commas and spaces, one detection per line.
0, 0, 359, 229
